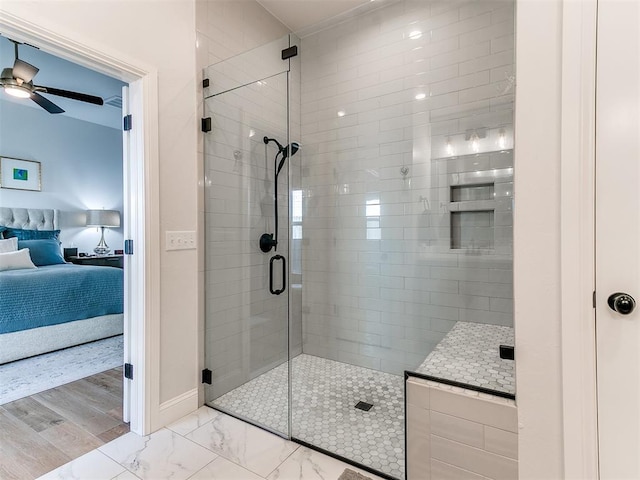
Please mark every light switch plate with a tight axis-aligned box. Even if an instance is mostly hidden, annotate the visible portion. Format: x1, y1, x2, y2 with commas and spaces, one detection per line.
166, 231, 196, 251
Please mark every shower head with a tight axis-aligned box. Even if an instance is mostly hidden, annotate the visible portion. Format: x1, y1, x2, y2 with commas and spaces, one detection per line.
282, 142, 300, 160
276, 142, 300, 176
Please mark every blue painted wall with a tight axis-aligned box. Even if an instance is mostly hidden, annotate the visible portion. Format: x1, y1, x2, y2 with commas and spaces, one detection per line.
0, 100, 123, 254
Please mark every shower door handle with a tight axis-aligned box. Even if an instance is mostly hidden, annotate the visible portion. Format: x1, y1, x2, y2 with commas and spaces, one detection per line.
269, 254, 286, 295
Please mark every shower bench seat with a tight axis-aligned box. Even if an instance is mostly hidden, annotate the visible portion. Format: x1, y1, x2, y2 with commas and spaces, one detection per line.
404, 321, 518, 479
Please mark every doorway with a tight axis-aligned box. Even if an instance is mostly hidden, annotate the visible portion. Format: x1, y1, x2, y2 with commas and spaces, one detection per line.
0, 16, 149, 476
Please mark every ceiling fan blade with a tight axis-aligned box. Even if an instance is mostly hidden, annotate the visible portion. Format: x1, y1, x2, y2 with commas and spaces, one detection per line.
12, 58, 38, 83
38, 86, 104, 106
31, 92, 64, 114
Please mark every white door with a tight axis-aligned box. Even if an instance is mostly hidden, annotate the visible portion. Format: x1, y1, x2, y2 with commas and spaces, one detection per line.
121, 80, 146, 434
596, 0, 640, 477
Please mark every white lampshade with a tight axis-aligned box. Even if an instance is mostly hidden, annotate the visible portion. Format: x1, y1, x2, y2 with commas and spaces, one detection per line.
86, 209, 121, 227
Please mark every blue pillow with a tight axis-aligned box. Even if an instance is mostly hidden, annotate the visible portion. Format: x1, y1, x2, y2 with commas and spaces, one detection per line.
0, 226, 5, 238
18, 239, 66, 266
4, 227, 60, 241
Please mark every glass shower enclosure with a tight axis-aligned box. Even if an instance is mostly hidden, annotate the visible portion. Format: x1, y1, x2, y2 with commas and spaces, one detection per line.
204, 1, 515, 478
203, 34, 299, 439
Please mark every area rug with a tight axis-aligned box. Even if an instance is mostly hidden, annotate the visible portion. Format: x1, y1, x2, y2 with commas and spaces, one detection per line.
338, 469, 374, 480
0, 335, 123, 405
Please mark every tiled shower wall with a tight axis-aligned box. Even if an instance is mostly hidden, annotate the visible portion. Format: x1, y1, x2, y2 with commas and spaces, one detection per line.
300, 0, 515, 374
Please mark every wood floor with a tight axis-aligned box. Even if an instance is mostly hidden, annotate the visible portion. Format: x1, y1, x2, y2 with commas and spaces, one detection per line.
0, 367, 129, 479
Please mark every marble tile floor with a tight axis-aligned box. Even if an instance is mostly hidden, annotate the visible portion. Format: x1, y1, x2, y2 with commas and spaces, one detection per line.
213, 354, 405, 479
38, 406, 385, 480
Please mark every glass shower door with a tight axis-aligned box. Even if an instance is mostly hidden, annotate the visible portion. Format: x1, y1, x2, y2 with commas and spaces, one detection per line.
202, 36, 294, 437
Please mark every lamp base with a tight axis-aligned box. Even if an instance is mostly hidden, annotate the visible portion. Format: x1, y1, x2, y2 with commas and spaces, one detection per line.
93, 246, 111, 256
94, 226, 111, 255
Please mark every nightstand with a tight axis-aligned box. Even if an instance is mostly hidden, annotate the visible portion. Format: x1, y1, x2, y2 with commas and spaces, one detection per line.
68, 255, 124, 268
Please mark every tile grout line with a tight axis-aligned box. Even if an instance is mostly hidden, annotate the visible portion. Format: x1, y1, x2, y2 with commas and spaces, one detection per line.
264, 442, 302, 479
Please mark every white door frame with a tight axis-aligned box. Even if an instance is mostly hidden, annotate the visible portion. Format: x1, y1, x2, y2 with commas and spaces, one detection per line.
0, 11, 160, 435
559, 0, 599, 477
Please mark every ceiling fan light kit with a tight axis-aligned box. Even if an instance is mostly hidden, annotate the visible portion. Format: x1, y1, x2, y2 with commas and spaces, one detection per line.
0, 38, 104, 113
4, 85, 31, 99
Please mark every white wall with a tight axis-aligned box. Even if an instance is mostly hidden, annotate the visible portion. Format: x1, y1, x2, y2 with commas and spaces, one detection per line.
0, 0, 199, 428
514, 0, 564, 477
0, 100, 123, 254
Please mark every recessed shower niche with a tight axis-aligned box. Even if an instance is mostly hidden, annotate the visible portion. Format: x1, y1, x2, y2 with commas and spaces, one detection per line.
444, 150, 514, 253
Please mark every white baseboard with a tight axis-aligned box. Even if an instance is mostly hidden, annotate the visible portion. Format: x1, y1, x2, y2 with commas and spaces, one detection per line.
154, 388, 199, 429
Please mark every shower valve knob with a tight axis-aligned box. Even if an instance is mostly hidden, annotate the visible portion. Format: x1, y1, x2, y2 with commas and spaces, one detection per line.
259, 233, 276, 253
607, 292, 636, 315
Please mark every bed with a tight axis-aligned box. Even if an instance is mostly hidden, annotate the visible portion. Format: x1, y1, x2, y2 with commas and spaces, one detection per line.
0, 207, 124, 364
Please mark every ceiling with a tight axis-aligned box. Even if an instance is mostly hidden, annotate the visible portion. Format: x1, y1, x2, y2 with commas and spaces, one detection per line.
256, 0, 373, 33
0, 36, 126, 130
0, 1, 377, 129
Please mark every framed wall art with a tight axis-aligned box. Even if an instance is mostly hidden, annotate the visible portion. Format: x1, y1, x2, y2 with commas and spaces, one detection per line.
0, 157, 41, 191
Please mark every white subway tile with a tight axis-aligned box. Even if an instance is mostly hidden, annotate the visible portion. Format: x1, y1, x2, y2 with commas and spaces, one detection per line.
431, 435, 518, 479
431, 12, 492, 42
459, 50, 514, 76
431, 42, 491, 69
484, 425, 518, 460
430, 411, 484, 449
431, 293, 490, 311
430, 459, 491, 480
459, 281, 513, 299
430, 388, 518, 432
407, 405, 431, 479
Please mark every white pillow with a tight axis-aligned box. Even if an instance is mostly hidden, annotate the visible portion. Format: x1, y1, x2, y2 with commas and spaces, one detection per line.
0, 237, 18, 253
0, 248, 37, 272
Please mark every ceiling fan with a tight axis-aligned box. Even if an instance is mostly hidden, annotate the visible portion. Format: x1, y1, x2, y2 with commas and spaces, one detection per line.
0, 38, 103, 114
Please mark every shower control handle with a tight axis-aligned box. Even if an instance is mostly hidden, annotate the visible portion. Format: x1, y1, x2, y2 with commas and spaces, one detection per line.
260, 233, 276, 253
607, 292, 636, 315
269, 254, 286, 295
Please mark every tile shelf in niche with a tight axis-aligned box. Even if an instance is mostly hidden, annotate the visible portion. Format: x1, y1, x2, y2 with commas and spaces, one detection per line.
448, 200, 497, 212
451, 183, 495, 202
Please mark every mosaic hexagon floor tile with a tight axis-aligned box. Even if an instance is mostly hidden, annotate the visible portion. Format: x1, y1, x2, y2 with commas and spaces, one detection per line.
212, 354, 405, 479
415, 321, 515, 395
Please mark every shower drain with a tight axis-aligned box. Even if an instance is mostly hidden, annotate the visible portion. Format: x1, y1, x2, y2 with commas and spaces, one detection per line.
355, 401, 373, 411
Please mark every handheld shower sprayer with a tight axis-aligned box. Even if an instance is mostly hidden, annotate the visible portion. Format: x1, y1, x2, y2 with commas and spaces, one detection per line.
259, 136, 301, 253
